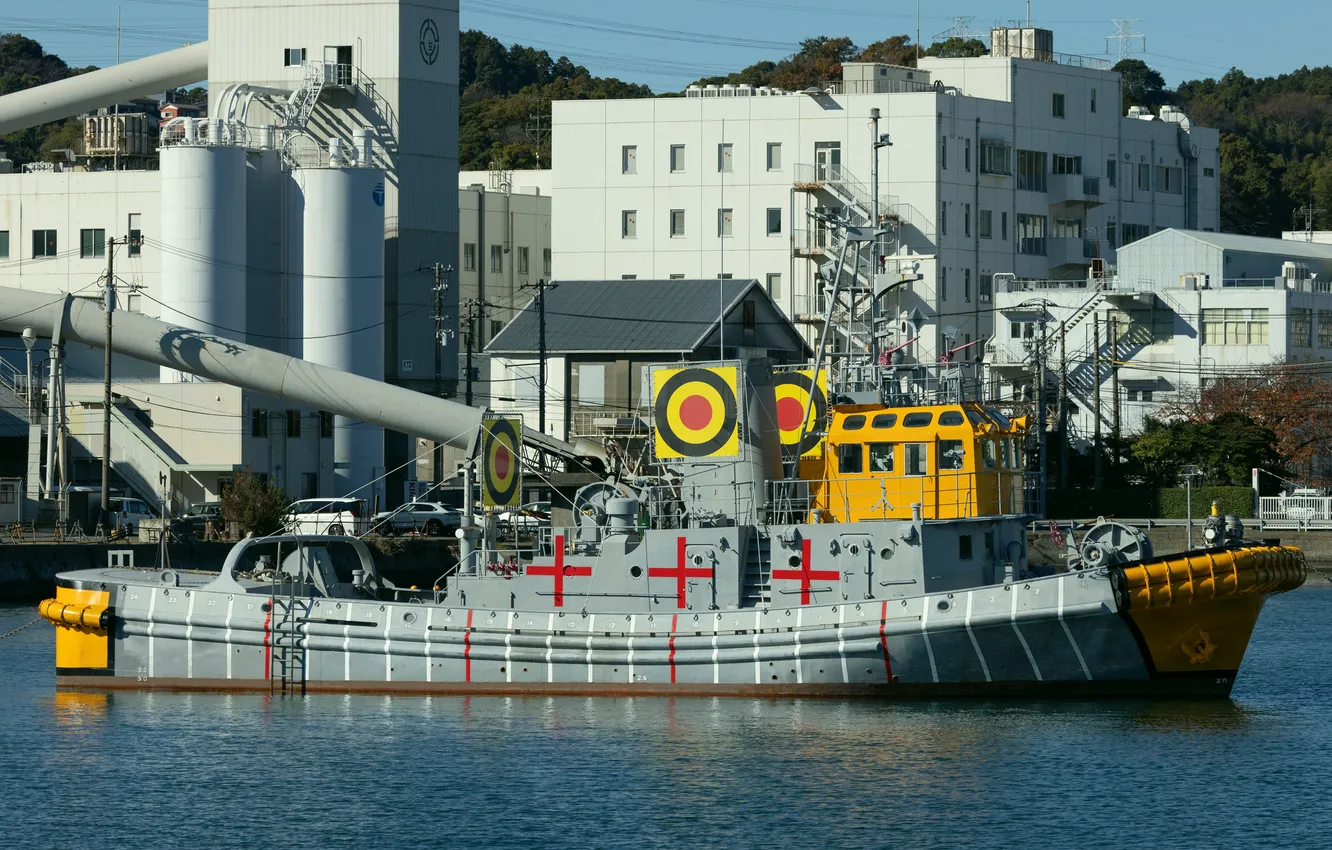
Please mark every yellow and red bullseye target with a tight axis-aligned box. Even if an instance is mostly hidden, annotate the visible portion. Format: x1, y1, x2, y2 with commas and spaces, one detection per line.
773, 370, 827, 458
482, 418, 522, 506
652, 366, 740, 460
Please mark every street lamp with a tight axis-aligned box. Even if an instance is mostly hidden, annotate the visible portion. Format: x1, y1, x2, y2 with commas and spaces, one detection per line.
1180, 464, 1202, 549
21, 326, 36, 424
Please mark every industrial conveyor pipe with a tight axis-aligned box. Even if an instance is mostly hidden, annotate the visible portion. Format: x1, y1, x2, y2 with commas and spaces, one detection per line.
0, 43, 209, 137
0, 288, 486, 454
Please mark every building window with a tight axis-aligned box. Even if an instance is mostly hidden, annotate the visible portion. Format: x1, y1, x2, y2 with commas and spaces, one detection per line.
1319, 311, 1332, 348
766, 273, 781, 297
1106, 159, 1117, 188
964, 138, 971, 172
286, 409, 301, 438
940, 134, 947, 169
1203, 167, 1215, 177
621, 210, 637, 239
1138, 163, 1151, 191
80, 228, 106, 258
0, 230, 8, 259
543, 248, 551, 275
1201, 308, 1270, 346
1156, 166, 1183, 194
490, 245, 502, 272
1109, 307, 1173, 345
1017, 214, 1047, 255
980, 273, 993, 303
1017, 150, 1048, 191
622, 145, 637, 174
1121, 223, 1150, 245
959, 534, 974, 559
491, 320, 502, 338
670, 209, 685, 237
1106, 222, 1117, 248
1291, 308, 1314, 348
1054, 218, 1083, 239
717, 143, 733, 173
980, 140, 1012, 175
939, 201, 947, 236
284, 48, 306, 66
1052, 92, 1065, 118
319, 410, 333, 439
979, 209, 992, 239
669, 274, 686, 280
766, 142, 782, 171
717, 273, 733, 280
251, 409, 268, 438
1001, 211, 1009, 241
670, 144, 685, 173
518, 246, 529, 275
127, 214, 141, 256
1091, 87, 1097, 113
766, 207, 782, 235
1053, 155, 1082, 175
32, 229, 57, 258
300, 473, 318, 500
939, 267, 947, 301
463, 243, 476, 271
718, 208, 733, 237
621, 274, 637, 280
963, 203, 971, 237
964, 268, 971, 303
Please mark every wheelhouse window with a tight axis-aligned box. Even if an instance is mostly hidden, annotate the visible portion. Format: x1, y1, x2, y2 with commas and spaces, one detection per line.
905, 443, 929, 476
838, 443, 864, 474
869, 443, 894, 472
939, 439, 966, 471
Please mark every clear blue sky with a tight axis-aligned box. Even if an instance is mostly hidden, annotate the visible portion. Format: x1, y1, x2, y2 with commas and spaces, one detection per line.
10, 0, 1328, 90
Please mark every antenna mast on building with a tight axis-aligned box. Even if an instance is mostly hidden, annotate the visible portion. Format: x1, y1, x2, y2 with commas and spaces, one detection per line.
1297, 203, 1324, 241
1106, 19, 1146, 62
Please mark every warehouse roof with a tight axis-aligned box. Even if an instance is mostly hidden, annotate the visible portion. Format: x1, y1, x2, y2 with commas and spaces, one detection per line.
1133, 229, 1332, 260
486, 279, 808, 356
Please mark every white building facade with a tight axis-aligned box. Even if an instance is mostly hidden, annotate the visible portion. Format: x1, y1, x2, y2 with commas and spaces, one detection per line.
549, 31, 1220, 363
989, 229, 1332, 444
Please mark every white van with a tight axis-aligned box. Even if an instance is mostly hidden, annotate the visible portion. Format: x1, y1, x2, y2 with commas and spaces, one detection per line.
283, 498, 368, 536
109, 497, 158, 536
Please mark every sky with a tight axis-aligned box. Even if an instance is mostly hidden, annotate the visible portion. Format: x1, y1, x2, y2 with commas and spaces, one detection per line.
9, 0, 1330, 91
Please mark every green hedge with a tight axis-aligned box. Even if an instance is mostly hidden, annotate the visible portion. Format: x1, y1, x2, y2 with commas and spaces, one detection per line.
1046, 487, 1253, 520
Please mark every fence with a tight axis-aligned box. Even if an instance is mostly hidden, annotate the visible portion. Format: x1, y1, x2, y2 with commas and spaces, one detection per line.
1259, 495, 1332, 530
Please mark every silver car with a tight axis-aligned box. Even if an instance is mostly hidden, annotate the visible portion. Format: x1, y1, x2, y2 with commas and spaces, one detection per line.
371, 501, 462, 537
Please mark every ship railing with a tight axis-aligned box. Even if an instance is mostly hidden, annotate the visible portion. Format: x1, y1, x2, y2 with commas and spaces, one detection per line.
841, 361, 992, 406
766, 472, 1041, 523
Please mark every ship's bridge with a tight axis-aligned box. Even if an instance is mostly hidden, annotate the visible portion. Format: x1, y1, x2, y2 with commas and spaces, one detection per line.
775, 403, 1034, 523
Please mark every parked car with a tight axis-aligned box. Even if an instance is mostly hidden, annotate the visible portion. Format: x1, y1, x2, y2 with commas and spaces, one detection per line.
497, 501, 551, 535
108, 496, 157, 537
175, 501, 222, 540
371, 502, 462, 537
283, 498, 368, 536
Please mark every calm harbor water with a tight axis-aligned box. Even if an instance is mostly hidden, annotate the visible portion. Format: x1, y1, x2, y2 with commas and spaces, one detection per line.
1, 589, 1330, 849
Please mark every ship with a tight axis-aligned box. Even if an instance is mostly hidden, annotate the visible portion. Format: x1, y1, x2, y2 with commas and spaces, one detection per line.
11, 268, 1306, 698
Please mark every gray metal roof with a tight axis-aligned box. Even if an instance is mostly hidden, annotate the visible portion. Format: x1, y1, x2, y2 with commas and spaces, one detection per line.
1139, 229, 1332, 260
486, 279, 781, 354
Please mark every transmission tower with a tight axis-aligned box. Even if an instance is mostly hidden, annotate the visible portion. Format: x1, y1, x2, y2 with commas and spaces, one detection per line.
934, 16, 988, 44
1106, 19, 1146, 62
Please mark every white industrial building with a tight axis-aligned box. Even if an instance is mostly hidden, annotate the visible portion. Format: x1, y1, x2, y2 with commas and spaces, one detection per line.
547, 28, 1220, 364
0, 0, 462, 519
989, 228, 1332, 445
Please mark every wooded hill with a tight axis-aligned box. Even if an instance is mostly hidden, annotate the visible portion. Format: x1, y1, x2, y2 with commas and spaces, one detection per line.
5, 30, 1332, 237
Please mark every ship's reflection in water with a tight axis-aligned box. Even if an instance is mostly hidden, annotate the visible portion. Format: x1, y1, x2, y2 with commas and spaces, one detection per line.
6, 587, 1329, 848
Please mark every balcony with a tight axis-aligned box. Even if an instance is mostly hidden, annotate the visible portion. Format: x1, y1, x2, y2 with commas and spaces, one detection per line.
1048, 173, 1102, 207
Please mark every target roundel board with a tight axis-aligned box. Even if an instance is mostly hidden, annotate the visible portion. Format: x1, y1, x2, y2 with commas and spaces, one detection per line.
773, 369, 828, 459
651, 365, 741, 461
482, 417, 522, 507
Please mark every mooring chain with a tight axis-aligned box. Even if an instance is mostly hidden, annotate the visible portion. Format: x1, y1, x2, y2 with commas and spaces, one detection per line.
0, 615, 45, 641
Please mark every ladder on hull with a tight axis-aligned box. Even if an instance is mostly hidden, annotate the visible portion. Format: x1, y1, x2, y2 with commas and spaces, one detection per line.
742, 529, 772, 606
269, 558, 309, 695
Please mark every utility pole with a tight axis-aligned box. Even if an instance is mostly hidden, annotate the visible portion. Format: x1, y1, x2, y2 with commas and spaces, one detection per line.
1058, 322, 1068, 489
463, 300, 476, 408
420, 262, 453, 485
870, 109, 892, 369
1036, 313, 1048, 516
1110, 321, 1121, 476
524, 107, 551, 168
536, 279, 550, 435
102, 238, 119, 531
1093, 313, 1102, 489
1297, 203, 1324, 241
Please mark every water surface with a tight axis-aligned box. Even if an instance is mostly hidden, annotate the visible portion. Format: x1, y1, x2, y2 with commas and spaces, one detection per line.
1, 589, 1328, 848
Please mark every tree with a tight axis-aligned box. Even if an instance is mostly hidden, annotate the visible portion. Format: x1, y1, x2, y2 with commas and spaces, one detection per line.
221, 466, 290, 537
1131, 412, 1281, 487
855, 36, 916, 67
0, 33, 97, 167
1113, 58, 1168, 113
923, 38, 988, 59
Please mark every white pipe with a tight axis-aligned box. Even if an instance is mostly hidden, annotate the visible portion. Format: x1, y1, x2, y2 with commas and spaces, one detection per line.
0, 42, 208, 137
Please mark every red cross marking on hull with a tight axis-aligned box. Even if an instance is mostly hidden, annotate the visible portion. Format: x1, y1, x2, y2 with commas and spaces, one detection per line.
526, 535, 593, 607
649, 537, 713, 609
771, 538, 840, 605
